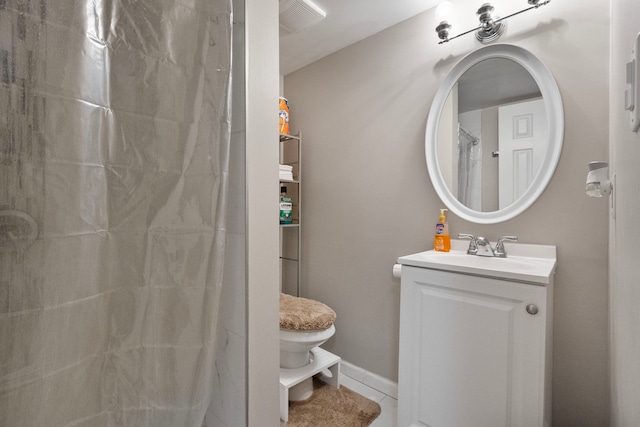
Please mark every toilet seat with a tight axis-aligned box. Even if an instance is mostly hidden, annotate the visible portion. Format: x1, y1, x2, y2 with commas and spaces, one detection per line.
279, 293, 336, 331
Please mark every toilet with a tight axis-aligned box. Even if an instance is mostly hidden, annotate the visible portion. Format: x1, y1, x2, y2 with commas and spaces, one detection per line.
279, 293, 337, 401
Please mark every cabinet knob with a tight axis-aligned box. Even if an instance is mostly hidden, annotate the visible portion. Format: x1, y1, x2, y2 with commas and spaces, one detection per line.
526, 304, 539, 315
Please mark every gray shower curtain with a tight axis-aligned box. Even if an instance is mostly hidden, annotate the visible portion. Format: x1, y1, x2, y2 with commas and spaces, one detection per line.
457, 124, 481, 210
0, 1, 232, 426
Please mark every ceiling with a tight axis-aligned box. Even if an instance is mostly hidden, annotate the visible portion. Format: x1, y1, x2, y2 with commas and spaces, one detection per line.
458, 58, 542, 113
279, 0, 440, 75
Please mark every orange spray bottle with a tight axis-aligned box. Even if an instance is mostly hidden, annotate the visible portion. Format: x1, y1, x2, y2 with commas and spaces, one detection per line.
434, 209, 450, 252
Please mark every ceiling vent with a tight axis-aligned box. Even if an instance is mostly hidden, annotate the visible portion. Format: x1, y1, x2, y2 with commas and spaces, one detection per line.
279, 0, 327, 34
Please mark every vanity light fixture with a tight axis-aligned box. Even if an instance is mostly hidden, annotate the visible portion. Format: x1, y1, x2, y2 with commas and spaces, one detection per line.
435, 0, 551, 45
585, 161, 613, 198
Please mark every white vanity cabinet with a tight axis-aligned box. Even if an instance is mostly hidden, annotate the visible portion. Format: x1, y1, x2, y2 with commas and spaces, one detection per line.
397, 244, 555, 427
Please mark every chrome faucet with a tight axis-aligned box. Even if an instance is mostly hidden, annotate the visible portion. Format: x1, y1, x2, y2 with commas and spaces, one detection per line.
458, 234, 518, 258
475, 236, 495, 257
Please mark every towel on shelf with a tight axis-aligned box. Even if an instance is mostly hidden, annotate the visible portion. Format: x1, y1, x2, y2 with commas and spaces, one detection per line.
279, 164, 294, 181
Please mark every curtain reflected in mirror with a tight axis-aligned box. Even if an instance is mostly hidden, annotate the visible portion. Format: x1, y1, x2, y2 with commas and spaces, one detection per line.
457, 124, 481, 210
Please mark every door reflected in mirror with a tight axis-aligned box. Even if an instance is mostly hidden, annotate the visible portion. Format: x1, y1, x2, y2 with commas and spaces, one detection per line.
437, 58, 547, 212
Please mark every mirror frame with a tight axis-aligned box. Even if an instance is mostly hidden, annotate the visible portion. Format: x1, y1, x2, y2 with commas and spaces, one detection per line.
425, 44, 564, 224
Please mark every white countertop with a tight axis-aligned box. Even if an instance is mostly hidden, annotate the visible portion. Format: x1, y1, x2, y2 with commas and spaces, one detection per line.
397, 240, 557, 285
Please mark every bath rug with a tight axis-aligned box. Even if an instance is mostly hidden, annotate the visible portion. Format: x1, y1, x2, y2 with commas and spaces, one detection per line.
285, 378, 381, 426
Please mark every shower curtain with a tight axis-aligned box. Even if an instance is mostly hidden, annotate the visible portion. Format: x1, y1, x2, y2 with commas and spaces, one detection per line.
0, 1, 232, 426
457, 124, 481, 210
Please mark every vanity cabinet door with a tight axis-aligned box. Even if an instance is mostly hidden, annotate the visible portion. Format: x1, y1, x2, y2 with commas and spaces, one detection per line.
398, 265, 551, 427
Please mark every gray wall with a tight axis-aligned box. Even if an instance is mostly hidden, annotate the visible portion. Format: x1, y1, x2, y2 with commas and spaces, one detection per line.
610, 2, 640, 425
244, 0, 281, 424
284, 0, 610, 424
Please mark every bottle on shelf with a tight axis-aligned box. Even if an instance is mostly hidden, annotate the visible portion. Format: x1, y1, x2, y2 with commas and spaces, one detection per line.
279, 97, 290, 135
280, 185, 293, 224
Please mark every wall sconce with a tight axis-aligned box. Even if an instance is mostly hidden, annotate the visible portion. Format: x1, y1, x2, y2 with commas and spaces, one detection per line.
585, 161, 613, 197
435, 0, 551, 45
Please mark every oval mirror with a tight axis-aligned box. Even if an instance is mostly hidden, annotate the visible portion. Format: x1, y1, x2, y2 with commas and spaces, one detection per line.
425, 44, 564, 224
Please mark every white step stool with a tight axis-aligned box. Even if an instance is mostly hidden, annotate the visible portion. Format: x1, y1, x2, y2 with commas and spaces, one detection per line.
279, 347, 341, 423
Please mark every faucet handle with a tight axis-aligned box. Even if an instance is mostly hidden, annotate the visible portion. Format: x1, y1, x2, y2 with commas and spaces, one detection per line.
458, 233, 478, 255
495, 235, 518, 257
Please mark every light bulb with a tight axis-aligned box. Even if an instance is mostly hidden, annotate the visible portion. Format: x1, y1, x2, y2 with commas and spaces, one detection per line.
435, 1, 454, 21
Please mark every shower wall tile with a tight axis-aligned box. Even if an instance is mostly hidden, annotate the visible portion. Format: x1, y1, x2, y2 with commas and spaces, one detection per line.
0, 250, 43, 313
146, 231, 216, 289
109, 111, 187, 174
106, 285, 221, 356
0, 381, 40, 426
0, 291, 222, 424
34, 0, 88, 32
36, 233, 109, 306
38, 0, 209, 43
42, 162, 108, 237
170, 177, 220, 227
137, 287, 219, 348
108, 1, 208, 66
39, 20, 109, 108
42, 160, 220, 236
0, 308, 45, 385
105, 230, 148, 288
34, 231, 165, 309
42, 96, 109, 165
147, 178, 218, 229
0, 7, 47, 218
8, 0, 218, 70
41, 294, 110, 373
130, 345, 217, 408
105, 288, 146, 346
0, 357, 105, 426
104, 166, 180, 231
39, 357, 110, 426
109, 48, 195, 123
39, 15, 210, 124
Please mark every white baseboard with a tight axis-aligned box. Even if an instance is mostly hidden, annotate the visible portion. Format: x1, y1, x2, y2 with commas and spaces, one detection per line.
340, 360, 398, 399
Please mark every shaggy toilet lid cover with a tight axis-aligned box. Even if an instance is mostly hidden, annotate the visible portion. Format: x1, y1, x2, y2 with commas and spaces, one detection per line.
280, 293, 336, 331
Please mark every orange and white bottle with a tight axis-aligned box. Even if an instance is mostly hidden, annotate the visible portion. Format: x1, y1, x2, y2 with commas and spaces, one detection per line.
434, 208, 450, 252
279, 97, 290, 135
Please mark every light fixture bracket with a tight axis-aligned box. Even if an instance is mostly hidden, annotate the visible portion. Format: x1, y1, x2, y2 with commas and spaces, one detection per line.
436, 0, 551, 45
475, 4, 506, 44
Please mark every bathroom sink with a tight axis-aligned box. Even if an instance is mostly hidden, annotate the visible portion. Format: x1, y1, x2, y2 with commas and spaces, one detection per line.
397, 239, 556, 285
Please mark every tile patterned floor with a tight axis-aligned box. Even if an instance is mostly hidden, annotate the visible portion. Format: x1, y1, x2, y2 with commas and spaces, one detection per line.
339, 374, 397, 427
